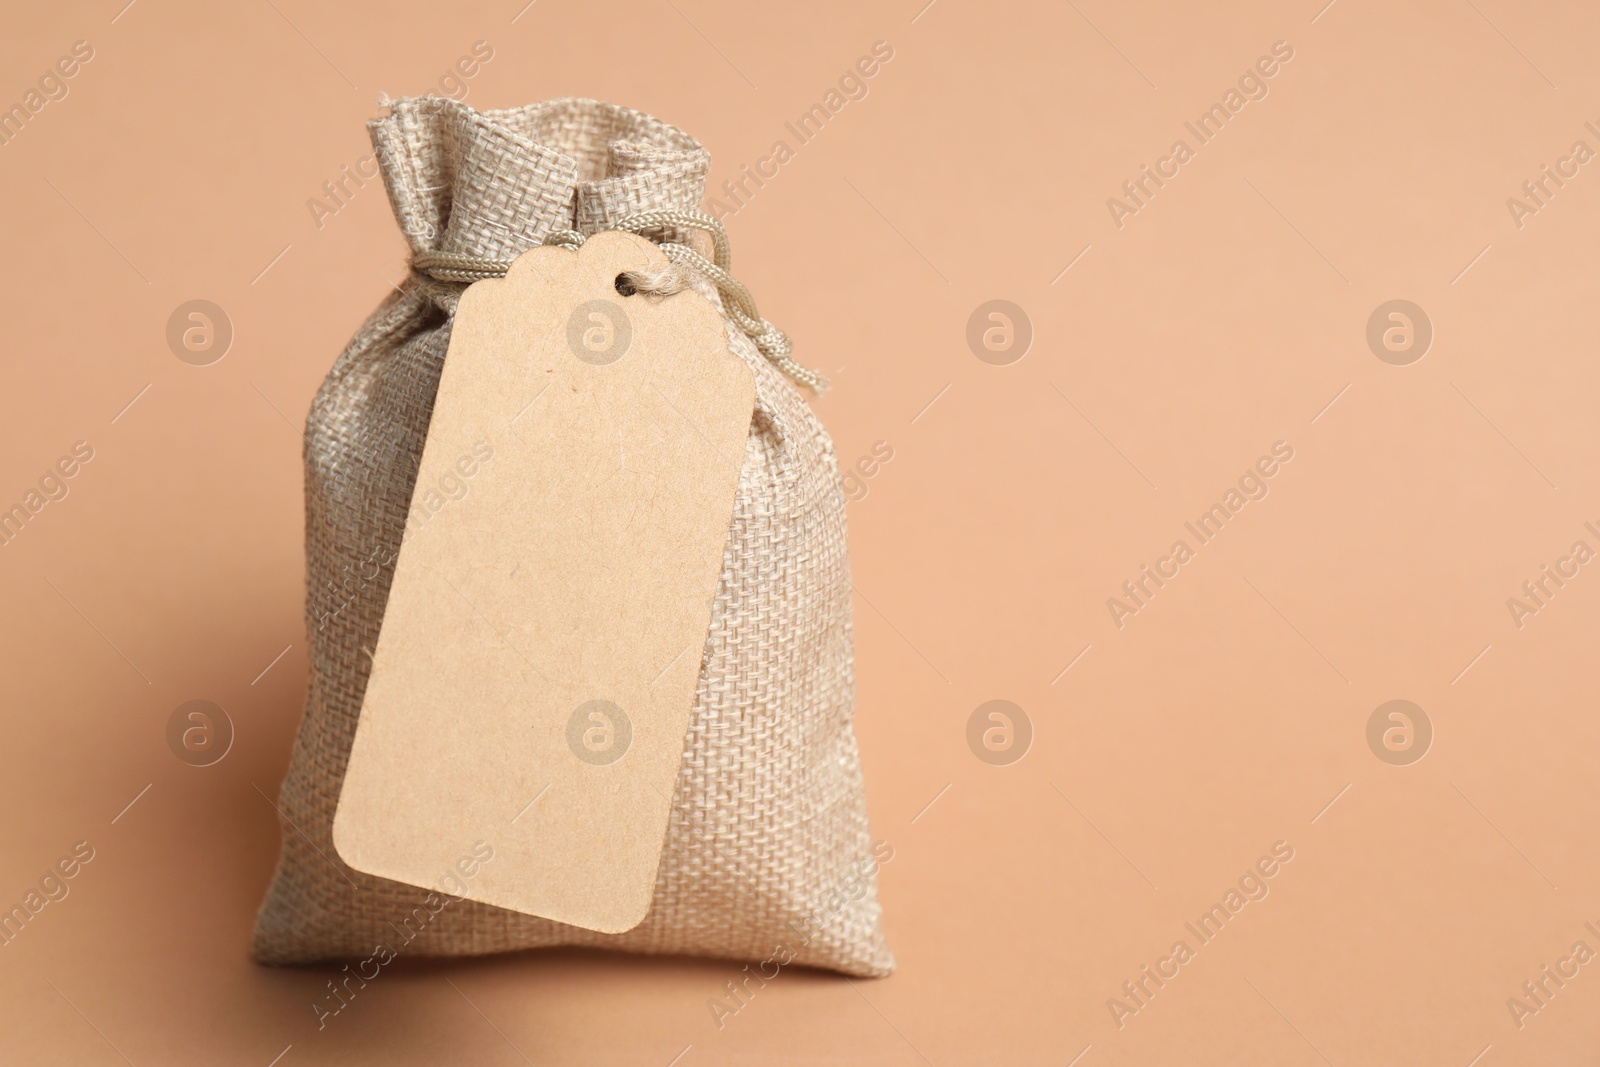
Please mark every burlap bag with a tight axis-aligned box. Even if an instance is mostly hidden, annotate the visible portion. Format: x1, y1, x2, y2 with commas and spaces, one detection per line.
251, 97, 893, 978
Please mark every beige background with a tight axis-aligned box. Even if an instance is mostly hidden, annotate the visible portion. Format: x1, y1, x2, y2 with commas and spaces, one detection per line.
3, 0, 1599, 1063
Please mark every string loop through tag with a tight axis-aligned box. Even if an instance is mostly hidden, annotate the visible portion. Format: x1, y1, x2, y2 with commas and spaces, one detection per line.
412, 211, 828, 393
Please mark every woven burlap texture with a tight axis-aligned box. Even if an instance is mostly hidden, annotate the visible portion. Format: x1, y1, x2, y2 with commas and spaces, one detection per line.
251, 97, 893, 978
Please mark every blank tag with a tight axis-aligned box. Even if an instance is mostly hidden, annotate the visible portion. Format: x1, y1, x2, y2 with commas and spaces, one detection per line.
333, 231, 755, 934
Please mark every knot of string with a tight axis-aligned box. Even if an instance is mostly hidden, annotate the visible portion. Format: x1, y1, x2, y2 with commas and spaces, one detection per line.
411, 210, 827, 393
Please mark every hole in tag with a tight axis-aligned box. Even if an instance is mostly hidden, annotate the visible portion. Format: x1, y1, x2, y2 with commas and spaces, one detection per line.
614, 273, 637, 297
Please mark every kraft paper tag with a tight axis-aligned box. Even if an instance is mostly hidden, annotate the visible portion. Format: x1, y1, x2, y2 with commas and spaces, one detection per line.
333, 231, 755, 933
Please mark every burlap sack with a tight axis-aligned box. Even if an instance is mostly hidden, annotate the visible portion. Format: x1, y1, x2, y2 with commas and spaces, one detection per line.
251, 97, 893, 978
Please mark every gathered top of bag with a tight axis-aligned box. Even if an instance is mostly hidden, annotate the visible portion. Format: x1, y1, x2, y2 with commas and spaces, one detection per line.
370, 96, 825, 392
371, 96, 711, 264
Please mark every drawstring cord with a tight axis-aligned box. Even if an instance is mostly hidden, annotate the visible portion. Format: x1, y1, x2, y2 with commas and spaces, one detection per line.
411, 210, 827, 393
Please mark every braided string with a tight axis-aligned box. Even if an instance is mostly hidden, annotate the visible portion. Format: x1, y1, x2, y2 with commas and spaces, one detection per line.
412, 211, 827, 392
